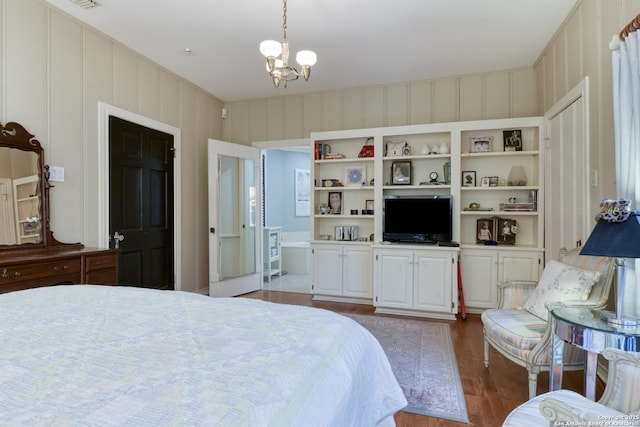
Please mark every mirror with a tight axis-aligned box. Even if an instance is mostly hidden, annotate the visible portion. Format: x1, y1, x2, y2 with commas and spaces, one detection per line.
0, 146, 41, 245
0, 123, 45, 248
0, 122, 78, 252
218, 154, 257, 279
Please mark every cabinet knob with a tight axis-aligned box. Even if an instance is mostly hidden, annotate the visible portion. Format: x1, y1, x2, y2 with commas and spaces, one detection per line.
2, 269, 20, 279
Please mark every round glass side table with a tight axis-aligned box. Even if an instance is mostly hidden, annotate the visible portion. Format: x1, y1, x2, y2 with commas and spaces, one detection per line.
550, 306, 640, 400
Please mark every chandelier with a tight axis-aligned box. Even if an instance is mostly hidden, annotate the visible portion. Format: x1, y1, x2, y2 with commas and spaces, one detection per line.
259, 0, 317, 88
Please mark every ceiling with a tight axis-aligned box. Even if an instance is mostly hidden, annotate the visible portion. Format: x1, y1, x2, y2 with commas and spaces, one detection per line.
44, 0, 578, 103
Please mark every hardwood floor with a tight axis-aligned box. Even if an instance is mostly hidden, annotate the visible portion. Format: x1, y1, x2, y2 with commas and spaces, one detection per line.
240, 290, 604, 427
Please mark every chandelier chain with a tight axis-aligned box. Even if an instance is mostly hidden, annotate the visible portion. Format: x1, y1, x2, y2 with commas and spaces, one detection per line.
282, 0, 288, 41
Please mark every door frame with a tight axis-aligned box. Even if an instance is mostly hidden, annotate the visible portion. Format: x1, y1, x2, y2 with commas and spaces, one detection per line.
252, 138, 309, 227
97, 102, 182, 290
544, 77, 590, 262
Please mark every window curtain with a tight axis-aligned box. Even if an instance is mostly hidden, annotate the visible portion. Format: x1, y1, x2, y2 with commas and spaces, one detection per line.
611, 29, 640, 317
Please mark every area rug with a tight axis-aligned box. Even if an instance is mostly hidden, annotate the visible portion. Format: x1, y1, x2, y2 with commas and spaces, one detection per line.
344, 314, 470, 424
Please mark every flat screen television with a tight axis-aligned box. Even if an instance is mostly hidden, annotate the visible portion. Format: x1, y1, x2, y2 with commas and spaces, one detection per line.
383, 195, 453, 243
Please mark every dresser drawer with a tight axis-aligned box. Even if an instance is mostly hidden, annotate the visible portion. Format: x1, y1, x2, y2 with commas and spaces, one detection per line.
1, 259, 81, 284
85, 253, 117, 272
85, 270, 118, 285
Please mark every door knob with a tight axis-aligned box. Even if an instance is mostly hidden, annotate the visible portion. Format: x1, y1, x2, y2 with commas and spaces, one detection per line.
113, 231, 125, 249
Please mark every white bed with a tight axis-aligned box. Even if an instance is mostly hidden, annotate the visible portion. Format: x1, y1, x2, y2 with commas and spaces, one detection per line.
0, 285, 407, 426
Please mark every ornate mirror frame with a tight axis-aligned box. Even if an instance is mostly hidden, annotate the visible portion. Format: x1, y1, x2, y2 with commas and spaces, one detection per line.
0, 122, 81, 253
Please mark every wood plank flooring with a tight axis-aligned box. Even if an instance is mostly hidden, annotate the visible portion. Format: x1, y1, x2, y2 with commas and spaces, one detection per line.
240, 290, 604, 427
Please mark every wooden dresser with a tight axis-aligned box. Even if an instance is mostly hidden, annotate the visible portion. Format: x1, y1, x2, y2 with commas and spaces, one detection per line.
0, 247, 118, 294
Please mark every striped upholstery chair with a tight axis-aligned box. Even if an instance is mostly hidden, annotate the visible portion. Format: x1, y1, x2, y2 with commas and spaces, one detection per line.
503, 349, 640, 426
481, 247, 614, 399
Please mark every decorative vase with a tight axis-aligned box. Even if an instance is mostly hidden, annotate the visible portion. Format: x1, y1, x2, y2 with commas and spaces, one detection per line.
508, 165, 527, 186
438, 142, 449, 154
443, 160, 451, 184
421, 144, 430, 155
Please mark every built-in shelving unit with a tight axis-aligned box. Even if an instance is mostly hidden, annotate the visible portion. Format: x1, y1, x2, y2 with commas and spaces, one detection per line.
13, 175, 41, 244
263, 227, 282, 282
309, 117, 545, 317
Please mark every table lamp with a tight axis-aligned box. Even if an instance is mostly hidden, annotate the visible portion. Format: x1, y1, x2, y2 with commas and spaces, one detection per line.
580, 199, 640, 327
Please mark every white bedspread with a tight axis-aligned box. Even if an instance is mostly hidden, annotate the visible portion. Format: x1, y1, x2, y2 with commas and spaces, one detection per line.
0, 285, 406, 426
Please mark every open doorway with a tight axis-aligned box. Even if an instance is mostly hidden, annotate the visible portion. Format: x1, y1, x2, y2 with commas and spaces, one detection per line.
255, 140, 311, 294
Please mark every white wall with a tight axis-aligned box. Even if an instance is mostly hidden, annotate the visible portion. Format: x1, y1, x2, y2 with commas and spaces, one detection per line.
0, 0, 223, 292
222, 69, 539, 144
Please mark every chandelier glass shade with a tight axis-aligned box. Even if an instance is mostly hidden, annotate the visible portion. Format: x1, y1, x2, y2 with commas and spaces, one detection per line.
259, 0, 317, 88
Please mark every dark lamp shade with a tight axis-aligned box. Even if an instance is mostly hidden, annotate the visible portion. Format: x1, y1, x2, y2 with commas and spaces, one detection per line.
580, 211, 640, 258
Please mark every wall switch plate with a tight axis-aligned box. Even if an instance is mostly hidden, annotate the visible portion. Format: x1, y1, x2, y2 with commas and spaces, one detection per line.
49, 166, 65, 182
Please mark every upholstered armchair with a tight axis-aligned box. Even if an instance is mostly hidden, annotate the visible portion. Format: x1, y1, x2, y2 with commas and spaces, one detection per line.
482, 247, 614, 399
502, 348, 640, 426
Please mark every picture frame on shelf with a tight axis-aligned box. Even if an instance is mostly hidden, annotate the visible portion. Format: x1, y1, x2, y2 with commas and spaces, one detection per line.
480, 177, 490, 187
471, 136, 493, 153
497, 218, 518, 245
386, 141, 408, 157
365, 199, 374, 212
489, 176, 499, 187
22, 221, 39, 236
327, 191, 343, 214
462, 171, 476, 187
503, 129, 523, 151
344, 164, 366, 187
476, 218, 497, 243
391, 161, 412, 185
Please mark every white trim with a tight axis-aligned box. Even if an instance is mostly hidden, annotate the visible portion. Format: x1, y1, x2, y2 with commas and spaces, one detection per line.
544, 77, 590, 262
97, 102, 182, 290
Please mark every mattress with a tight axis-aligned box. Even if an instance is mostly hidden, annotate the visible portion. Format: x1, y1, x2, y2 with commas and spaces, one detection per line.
0, 285, 406, 426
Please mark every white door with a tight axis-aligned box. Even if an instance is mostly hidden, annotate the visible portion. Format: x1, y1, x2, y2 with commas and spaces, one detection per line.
342, 246, 372, 298
545, 78, 590, 261
311, 244, 343, 296
375, 249, 413, 309
500, 251, 542, 282
460, 249, 498, 309
414, 250, 455, 313
208, 139, 261, 297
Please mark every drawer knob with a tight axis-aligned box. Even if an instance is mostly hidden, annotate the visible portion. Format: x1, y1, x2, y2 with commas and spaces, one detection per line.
1, 269, 20, 279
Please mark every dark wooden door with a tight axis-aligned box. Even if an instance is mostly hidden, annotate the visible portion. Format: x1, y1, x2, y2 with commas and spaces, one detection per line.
109, 116, 174, 290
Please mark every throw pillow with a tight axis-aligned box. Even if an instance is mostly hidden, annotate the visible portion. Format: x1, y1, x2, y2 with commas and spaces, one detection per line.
522, 260, 601, 320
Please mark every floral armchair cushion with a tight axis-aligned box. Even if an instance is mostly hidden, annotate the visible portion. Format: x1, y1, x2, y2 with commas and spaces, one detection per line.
521, 260, 601, 320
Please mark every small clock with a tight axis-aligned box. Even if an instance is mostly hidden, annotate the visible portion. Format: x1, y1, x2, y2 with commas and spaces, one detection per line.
429, 171, 438, 183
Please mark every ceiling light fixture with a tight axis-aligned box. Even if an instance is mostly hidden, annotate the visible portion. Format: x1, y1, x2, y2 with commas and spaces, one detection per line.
259, 0, 317, 88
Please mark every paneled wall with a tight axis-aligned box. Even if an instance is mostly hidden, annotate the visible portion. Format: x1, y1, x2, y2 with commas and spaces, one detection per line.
222, 69, 539, 144
535, 0, 640, 219
0, 0, 223, 292
535, 0, 640, 317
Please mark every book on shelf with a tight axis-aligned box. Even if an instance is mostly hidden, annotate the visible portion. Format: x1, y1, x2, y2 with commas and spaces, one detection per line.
500, 202, 535, 212
314, 143, 332, 160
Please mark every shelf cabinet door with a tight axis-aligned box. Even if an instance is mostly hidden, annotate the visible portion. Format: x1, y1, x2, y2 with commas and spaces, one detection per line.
499, 250, 542, 282
342, 246, 372, 298
312, 244, 343, 295
374, 249, 413, 309
414, 250, 455, 313
460, 249, 499, 309
461, 248, 542, 310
